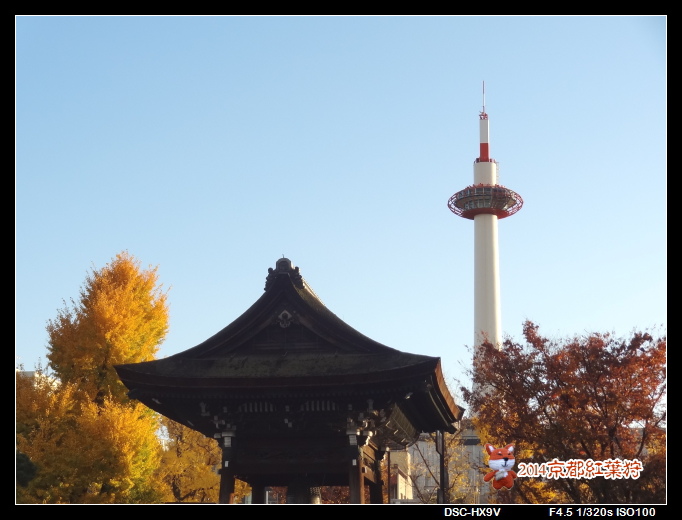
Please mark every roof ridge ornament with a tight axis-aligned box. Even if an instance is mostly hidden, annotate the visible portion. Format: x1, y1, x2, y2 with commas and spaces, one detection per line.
264, 257, 304, 290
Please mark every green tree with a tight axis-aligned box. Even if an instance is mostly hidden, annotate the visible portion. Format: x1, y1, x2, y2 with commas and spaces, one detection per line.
462, 321, 666, 504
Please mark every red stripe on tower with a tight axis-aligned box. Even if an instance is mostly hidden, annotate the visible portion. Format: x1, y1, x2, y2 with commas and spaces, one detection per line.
479, 142, 489, 162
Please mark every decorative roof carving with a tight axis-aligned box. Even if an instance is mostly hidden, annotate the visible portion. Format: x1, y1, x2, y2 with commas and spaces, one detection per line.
265, 257, 304, 290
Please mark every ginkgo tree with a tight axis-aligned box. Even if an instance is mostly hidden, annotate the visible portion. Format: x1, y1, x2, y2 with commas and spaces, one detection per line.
17, 252, 171, 503
462, 321, 666, 504
16, 372, 166, 504
17, 251, 247, 504
46, 251, 169, 404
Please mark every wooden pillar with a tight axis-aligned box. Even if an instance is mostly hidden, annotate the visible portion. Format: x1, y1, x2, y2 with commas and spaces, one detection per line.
348, 434, 364, 504
218, 462, 235, 503
218, 433, 236, 504
437, 430, 449, 504
368, 448, 385, 504
368, 480, 383, 504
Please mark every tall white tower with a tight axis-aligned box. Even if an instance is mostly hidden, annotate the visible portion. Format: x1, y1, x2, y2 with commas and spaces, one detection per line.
448, 84, 523, 350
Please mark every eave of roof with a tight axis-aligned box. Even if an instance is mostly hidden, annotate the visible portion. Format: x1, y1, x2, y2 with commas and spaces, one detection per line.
116, 352, 439, 388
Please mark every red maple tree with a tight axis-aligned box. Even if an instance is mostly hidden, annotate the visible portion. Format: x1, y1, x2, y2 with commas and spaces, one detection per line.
462, 321, 666, 504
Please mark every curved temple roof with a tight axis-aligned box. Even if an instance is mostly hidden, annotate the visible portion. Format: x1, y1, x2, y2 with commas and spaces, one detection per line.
116, 258, 463, 439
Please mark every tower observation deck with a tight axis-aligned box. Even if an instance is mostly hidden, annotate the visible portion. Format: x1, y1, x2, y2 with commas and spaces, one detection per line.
447, 108, 523, 220
447, 182, 523, 220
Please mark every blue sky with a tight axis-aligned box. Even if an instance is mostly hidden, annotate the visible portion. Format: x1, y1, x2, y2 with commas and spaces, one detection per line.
16, 16, 666, 398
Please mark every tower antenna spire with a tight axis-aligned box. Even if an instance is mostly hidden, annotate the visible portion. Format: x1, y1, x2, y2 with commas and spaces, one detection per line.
482, 81, 486, 114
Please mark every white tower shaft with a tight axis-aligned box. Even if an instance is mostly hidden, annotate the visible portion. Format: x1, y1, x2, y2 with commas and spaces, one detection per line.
473, 127, 502, 348
474, 212, 502, 348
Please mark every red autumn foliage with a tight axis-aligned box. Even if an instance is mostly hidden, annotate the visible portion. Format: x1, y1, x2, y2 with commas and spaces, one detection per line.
462, 321, 666, 504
